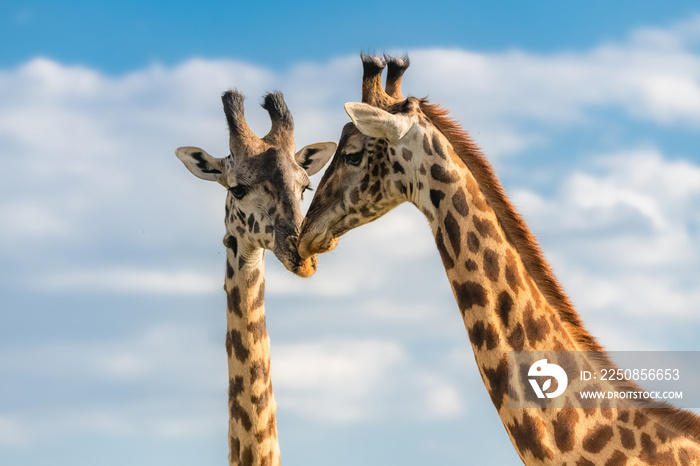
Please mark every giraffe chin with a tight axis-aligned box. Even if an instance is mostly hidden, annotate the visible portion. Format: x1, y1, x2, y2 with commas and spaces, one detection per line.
289, 254, 318, 278
275, 246, 319, 277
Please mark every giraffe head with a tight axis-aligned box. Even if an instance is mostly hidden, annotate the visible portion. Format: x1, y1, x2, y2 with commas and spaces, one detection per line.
299, 55, 443, 258
177, 90, 336, 276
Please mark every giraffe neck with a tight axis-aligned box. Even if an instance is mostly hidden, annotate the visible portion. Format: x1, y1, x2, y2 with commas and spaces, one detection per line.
223, 239, 280, 466
408, 127, 700, 465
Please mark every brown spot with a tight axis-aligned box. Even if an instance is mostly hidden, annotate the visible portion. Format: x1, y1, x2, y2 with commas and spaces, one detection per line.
246, 268, 261, 287
241, 446, 254, 466
507, 323, 525, 351
639, 432, 676, 464
227, 287, 243, 317
226, 260, 235, 279
419, 164, 427, 175
226, 329, 250, 362
394, 180, 407, 195
422, 134, 433, 155
524, 303, 550, 345
452, 280, 487, 317
619, 427, 636, 450
483, 248, 500, 282
465, 176, 489, 211
369, 180, 381, 196
452, 188, 469, 217
252, 382, 273, 413
229, 436, 240, 461
634, 412, 650, 429
229, 376, 252, 432
251, 280, 265, 310
248, 316, 268, 343
605, 450, 628, 466
497, 291, 513, 328
505, 249, 522, 292
484, 357, 509, 411
507, 411, 553, 461
582, 425, 614, 454
432, 134, 447, 159
444, 211, 461, 258
350, 188, 360, 204
655, 422, 676, 443
255, 411, 278, 443
467, 231, 480, 253
224, 235, 238, 256
575, 459, 596, 466
465, 259, 478, 271
250, 359, 270, 384
360, 205, 373, 217
360, 173, 370, 191
430, 163, 460, 183
600, 399, 613, 419
392, 161, 405, 174
429, 189, 445, 208
617, 411, 630, 424
435, 228, 454, 269
473, 216, 501, 242
468, 320, 499, 351
552, 408, 579, 453
402, 148, 413, 161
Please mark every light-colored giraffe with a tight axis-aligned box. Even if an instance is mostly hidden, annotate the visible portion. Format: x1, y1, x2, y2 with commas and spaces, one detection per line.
298, 55, 700, 465
176, 90, 335, 466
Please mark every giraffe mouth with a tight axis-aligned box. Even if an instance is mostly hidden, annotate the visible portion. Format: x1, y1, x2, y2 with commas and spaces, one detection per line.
276, 235, 319, 277
298, 220, 343, 259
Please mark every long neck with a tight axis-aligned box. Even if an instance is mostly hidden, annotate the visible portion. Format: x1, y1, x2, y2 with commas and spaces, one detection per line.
411, 129, 700, 464
224, 241, 280, 466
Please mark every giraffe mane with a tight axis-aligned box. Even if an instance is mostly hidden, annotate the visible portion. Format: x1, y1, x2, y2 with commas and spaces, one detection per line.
418, 100, 601, 352
418, 100, 700, 440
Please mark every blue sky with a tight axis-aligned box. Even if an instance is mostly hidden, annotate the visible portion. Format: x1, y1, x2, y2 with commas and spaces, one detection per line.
1, 2, 700, 465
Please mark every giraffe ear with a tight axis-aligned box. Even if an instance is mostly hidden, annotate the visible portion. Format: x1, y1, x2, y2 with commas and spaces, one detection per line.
344, 102, 412, 142
175, 146, 224, 182
295, 141, 337, 176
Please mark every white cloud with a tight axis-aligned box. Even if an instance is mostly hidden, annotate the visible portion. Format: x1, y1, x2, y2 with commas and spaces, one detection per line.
0, 325, 227, 444
2, 16, 700, 269
513, 148, 700, 320
0, 416, 30, 447
40, 267, 221, 294
272, 339, 464, 423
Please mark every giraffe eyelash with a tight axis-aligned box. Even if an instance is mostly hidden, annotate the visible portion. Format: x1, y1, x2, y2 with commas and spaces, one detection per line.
301, 184, 313, 200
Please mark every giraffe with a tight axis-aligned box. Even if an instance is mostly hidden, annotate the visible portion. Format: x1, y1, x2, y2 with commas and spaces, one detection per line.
176, 90, 336, 465
297, 55, 700, 465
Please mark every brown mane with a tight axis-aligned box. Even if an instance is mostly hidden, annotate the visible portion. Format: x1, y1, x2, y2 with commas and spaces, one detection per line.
419, 100, 601, 352
419, 100, 700, 440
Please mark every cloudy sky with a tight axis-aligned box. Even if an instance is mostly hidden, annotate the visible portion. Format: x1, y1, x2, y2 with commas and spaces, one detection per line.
1, 1, 700, 465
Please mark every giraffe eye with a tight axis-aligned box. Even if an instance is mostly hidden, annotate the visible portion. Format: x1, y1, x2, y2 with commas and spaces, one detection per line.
345, 150, 364, 166
229, 185, 248, 200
